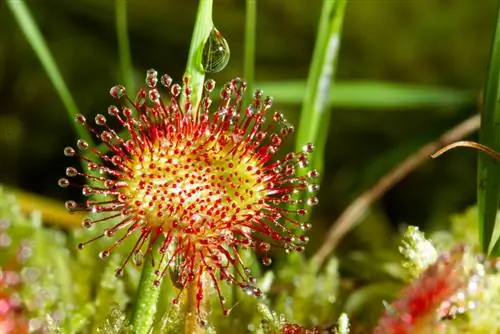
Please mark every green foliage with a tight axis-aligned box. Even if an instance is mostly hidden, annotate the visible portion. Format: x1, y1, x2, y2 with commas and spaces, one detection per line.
274, 253, 339, 327
5, 0, 500, 332
478, 2, 500, 256
258, 81, 475, 110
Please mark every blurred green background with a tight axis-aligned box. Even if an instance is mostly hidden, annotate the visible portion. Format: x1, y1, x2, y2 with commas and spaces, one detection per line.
0, 0, 496, 253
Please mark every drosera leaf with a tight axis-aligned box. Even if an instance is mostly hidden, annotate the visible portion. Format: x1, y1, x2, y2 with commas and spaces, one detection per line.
478, 2, 500, 255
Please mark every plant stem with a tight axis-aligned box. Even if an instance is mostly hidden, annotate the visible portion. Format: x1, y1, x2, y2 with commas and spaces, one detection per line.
131, 244, 163, 334
183, 279, 205, 334
243, 0, 257, 106
116, 0, 134, 93
183, 0, 214, 112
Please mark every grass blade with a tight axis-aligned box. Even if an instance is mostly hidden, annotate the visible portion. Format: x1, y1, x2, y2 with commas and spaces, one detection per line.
295, 0, 347, 178
243, 0, 257, 107
116, 0, 135, 93
259, 81, 475, 110
183, 0, 213, 111
478, 2, 500, 255
7, 0, 93, 146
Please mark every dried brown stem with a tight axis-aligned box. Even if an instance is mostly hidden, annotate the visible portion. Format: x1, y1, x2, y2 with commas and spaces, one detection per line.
311, 114, 481, 266
431, 140, 500, 161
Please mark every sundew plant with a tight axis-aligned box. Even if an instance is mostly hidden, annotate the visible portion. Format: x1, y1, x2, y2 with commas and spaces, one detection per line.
3, 0, 500, 333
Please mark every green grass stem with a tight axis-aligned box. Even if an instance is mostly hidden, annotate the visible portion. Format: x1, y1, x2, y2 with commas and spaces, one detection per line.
294, 0, 347, 178
478, 1, 500, 255
7, 0, 93, 147
116, 0, 135, 93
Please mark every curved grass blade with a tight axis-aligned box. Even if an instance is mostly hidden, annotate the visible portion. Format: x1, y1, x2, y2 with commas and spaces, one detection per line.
478, 1, 500, 255
7, 0, 93, 146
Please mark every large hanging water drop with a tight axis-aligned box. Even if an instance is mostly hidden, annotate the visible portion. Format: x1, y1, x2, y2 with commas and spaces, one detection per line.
202, 28, 230, 73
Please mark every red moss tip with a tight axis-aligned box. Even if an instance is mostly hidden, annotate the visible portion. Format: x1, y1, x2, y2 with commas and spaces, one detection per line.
59, 69, 318, 313
373, 244, 469, 334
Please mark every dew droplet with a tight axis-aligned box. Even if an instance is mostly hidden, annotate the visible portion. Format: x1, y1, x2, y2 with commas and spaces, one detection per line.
77, 139, 89, 150
307, 196, 319, 206
88, 162, 99, 170
301, 223, 312, 231
94, 114, 107, 125
297, 208, 307, 216
302, 143, 314, 153
171, 84, 181, 97
82, 185, 92, 196
264, 96, 273, 108
108, 105, 119, 116
100, 131, 113, 142
110, 85, 126, 99
146, 68, 158, 88
75, 114, 86, 125
65, 167, 78, 177
115, 268, 124, 277
299, 236, 310, 244
259, 242, 271, 252
204, 79, 216, 92
65, 200, 77, 211
82, 218, 93, 228
160, 74, 173, 88
202, 28, 230, 73
308, 169, 319, 178
63, 147, 76, 157
308, 184, 319, 193
99, 250, 110, 258
133, 251, 144, 267
253, 288, 263, 297
148, 88, 160, 102
262, 256, 272, 266
58, 178, 70, 188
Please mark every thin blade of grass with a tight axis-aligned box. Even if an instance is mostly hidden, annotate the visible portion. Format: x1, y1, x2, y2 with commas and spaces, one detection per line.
7, 0, 93, 146
243, 0, 257, 107
478, 2, 500, 255
183, 0, 213, 111
295, 0, 347, 177
259, 81, 475, 110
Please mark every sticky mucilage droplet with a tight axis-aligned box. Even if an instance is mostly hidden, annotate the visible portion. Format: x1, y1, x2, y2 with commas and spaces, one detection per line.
202, 28, 230, 73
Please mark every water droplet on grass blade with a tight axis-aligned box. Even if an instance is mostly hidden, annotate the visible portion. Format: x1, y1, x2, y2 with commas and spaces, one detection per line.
202, 28, 230, 73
